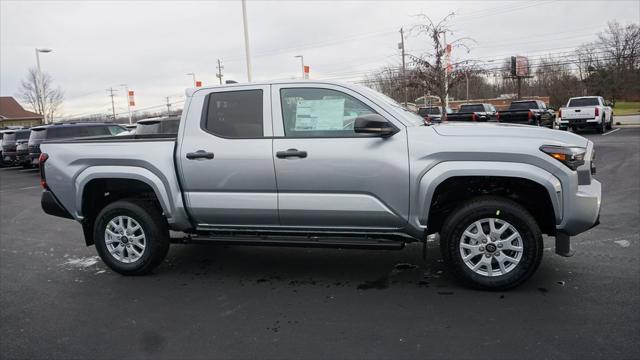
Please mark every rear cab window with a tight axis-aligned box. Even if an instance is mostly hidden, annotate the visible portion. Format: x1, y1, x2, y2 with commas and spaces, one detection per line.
459, 104, 484, 113
568, 98, 600, 107
508, 101, 538, 110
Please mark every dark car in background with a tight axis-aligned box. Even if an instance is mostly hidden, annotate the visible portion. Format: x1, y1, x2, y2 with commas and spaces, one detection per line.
1, 129, 30, 166
28, 122, 126, 166
497, 100, 555, 128
417, 106, 453, 124
135, 117, 181, 135
446, 103, 497, 122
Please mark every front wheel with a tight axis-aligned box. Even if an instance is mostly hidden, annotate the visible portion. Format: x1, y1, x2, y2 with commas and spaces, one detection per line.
94, 199, 170, 275
440, 196, 543, 290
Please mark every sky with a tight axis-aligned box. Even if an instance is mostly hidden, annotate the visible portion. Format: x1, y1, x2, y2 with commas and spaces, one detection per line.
1, 0, 638, 120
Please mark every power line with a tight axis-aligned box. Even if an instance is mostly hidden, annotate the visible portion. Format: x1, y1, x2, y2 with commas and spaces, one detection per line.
106, 87, 117, 120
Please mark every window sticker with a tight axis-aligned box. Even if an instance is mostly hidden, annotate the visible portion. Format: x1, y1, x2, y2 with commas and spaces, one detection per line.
294, 99, 345, 130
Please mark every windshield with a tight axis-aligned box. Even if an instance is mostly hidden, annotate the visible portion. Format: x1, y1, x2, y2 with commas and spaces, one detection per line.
354, 85, 424, 126
568, 98, 600, 107
135, 121, 161, 135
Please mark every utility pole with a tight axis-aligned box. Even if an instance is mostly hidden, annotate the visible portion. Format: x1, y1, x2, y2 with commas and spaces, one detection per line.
166, 97, 172, 116
241, 0, 253, 82
107, 87, 117, 121
465, 71, 469, 101
35, 48, 52, 123
216, 59, 224, 85
443, 31, 449, 109
399, 27, 407, 106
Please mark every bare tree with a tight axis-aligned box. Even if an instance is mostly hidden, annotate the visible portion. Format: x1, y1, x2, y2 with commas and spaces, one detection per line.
408, 13, 475, 114
17, 68, 64, 122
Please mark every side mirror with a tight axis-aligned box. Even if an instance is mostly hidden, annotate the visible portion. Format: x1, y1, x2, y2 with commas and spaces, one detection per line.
353, 114, 398, 137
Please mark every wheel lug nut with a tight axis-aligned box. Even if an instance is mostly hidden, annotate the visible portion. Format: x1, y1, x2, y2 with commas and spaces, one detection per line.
497, 243, 503, 248
479, 246, 485, 251
482, 239, 487, 244
485, 254, 491, 258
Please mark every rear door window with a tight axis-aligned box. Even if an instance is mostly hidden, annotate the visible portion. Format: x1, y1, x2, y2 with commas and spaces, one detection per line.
203, 90, 263, 138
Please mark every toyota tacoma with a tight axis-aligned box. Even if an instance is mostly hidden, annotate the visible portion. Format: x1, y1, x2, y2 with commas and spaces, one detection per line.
38, 81, 601, 290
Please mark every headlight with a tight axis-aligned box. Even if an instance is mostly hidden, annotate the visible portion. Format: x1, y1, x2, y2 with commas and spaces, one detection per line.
540, 145, 586, 170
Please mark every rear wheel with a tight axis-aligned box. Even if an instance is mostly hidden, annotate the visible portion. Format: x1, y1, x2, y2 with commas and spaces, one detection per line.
598, 115, 606, 133
440, 196, 543, 290
606, 116, 613, 130
94, 199, 169, 275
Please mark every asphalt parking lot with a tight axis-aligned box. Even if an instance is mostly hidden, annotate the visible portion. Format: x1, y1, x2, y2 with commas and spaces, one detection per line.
1, 127, 638, 360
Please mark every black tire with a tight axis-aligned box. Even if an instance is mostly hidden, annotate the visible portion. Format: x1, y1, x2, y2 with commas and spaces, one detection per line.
440, 196, 543, 290
598, 115, 606, 134
93, 199, 169, 275
606, 116, 613, 130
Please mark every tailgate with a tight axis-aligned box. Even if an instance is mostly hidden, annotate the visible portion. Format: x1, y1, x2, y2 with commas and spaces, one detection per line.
562, 107, 595, 119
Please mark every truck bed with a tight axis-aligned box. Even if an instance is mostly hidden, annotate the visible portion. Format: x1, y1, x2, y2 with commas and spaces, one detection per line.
40, 136, 187, 227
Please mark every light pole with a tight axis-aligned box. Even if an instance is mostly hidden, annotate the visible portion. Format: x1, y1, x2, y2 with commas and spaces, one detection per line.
120, 84, 133, 125
241, 0, 252, 82
186, 73, 196, 87
35, 48, 52, 123
294, 55, 304, 79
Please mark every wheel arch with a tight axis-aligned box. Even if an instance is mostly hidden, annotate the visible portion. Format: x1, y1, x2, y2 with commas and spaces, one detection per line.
411, 161, 562, 236
75, 167, 174, 246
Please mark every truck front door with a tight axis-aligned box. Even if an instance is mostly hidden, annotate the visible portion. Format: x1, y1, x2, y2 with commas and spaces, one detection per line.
271, 84, 410, 230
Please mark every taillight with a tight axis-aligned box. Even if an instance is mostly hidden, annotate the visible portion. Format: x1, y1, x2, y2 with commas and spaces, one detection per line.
472, 113, 478, 121
39, 153, 49, 189
595, 107, 599, 117
496, 112, 500, 122
528, 110, 533, 121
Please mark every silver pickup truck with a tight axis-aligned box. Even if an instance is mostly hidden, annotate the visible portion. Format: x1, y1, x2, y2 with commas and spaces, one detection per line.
39, 81, 601, 289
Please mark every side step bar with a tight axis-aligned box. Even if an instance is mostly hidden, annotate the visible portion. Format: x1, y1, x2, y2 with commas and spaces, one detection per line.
174, 234, 405, 250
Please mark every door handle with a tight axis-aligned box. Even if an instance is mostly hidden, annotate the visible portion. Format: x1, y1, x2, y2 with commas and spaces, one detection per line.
276, 149, 307, 159
186, 150, 214, 160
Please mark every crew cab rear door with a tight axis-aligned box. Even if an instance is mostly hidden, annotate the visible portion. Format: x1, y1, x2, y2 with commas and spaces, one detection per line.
270, 83, 410, 230
177, 85, 278, 228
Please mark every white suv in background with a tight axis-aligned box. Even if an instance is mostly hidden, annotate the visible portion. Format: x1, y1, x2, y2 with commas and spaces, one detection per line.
558, 96, 613, 133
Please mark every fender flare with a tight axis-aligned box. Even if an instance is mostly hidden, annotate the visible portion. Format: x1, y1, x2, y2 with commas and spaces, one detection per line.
74, 165, 175, 222
410, 161, 563, 231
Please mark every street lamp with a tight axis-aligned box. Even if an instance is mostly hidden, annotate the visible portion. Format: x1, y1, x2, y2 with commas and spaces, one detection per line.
35, 48, 52, 123
294, 55, 304, 79
186, 73, 196, 87
120, 84, 132, 125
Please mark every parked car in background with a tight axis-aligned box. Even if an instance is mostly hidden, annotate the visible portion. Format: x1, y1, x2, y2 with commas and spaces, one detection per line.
16, 139, 31, 168
39, 80, 601, 290
28, 123, 126, 166
417, 106, 453, 124
558, 96, 613, 133
446, 103, 497, 122
0, 130, 7, 166
135, 117, 181, 135
498, 100, 555, 128
1, 129, 30, 165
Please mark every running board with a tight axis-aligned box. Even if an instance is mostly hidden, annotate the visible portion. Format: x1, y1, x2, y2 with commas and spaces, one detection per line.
174, 234, 405, 250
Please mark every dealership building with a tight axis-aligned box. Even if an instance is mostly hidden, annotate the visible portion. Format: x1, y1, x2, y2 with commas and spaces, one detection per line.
0, 96, 44, 128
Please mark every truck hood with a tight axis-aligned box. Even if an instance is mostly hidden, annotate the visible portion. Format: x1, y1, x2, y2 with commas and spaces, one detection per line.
431, 122, 588, 147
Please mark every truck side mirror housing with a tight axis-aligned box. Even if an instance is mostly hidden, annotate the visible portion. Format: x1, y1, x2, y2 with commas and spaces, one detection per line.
353, 114, 398, 137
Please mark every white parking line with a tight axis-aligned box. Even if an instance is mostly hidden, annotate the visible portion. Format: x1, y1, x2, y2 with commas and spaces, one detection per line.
0, 185, 40, 193
602, 128, 621, 136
